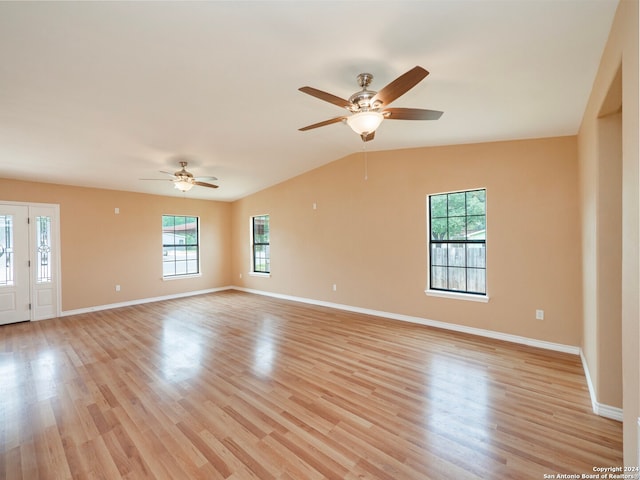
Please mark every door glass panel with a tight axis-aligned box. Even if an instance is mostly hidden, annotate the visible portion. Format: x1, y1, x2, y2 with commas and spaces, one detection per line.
0, 215, 14, 286
36, 216, 52, 283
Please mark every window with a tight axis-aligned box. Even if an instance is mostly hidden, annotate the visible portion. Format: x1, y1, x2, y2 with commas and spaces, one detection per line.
428, 189, 486, 295
251, 215, 270, 274
162, 215, 200, 278
36, 216, 52, 283
0, 215, 14, 286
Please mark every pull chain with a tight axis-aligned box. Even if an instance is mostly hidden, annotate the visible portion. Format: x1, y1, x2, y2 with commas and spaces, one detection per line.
363, 142, 368, 181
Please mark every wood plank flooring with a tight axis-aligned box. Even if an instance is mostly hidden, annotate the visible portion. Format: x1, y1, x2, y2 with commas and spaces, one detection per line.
0, 290, 622, 479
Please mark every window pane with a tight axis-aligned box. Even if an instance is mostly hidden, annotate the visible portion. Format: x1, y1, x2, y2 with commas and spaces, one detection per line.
467, 215, 485, 240
0, 215, 14, 286
467, 244, 485, 268
184, 218, 198, 244
431, 266, 447, 289
163, 216, 175, 228
448, 243, 465, 267
447, 192, 466, 216
467, 268, 486, 294
175, 260, 187, 275
187, 259, 198, 274
36, 216, 52, 283
431, 244, 447, 266
447, 267, 466, 290
163, 261, 176, 277
466, 190, 486, 215
448, 217, 466, 240
431, 218, 448, 240
430, 195, 447, 218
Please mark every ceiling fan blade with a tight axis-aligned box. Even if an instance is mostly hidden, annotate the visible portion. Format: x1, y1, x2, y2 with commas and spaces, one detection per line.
159, 170, 177, 177
298, 86, 352, 109
383, 107, 443, 120
194, 176, 218, 182
371, 66, 429, 107
361, 132, 375, 142
194, 181, 219, 189
140, 178, 173, 181
298, 116, 346, 131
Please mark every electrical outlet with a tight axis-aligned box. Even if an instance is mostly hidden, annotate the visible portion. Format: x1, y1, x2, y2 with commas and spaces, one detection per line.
535, 309, 544, 320
115, 285, 121, 292
332, 284, 337, 292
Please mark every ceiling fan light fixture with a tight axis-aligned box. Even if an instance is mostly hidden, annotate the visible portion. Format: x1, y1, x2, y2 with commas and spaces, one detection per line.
346, 111, 384, 135
174, 178, 194, 192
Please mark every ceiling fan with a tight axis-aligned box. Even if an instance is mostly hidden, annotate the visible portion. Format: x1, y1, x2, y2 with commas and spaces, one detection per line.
298, 66, 443, 142
142, 161, 218, 192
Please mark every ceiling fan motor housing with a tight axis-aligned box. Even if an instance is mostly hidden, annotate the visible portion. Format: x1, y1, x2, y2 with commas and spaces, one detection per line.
176, 161, 194, 178
348, 73, 381, 112
349, 89, 378, 112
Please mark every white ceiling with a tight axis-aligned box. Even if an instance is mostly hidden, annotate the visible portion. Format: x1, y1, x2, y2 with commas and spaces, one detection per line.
0, 1, 618, 201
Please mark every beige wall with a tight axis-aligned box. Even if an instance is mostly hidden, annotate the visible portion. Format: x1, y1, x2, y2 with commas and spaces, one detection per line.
0, 179, 232, 311
578, 0, 639, 465
599, 111, 623, 409
231, 136, 582, 347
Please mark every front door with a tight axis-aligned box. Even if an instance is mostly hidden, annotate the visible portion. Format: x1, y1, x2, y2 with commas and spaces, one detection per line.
0, 205, 30, 325
0, 203, 59, 325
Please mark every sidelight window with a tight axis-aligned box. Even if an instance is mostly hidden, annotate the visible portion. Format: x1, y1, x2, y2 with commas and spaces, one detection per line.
0, 215, 14, 286
36, 216, 52, 283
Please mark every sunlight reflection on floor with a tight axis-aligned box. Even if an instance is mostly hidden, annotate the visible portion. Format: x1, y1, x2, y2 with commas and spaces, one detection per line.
253, 316, 277, 377
162, 319, 203, 382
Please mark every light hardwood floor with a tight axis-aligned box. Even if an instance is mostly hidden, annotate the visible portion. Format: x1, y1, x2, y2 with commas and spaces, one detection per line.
0, 290, 622, 479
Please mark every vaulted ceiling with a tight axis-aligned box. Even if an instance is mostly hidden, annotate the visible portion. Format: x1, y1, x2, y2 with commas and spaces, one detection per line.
0, 1, 619, 201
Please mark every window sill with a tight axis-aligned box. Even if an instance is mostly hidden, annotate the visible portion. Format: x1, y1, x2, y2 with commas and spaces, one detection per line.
249, 272, 271, 278
425, 289, 489, 303
162, 273, 202, 281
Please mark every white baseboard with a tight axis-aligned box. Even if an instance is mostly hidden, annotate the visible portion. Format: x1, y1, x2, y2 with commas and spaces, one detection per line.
579, 350, 624, 422
60, 286, 233, 317
637, 418, 640, 464
232, 286, 580, 355
596, 403, 624, 422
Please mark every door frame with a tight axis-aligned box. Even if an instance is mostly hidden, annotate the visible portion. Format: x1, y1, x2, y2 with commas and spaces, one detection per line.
0, 200, 62, 321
